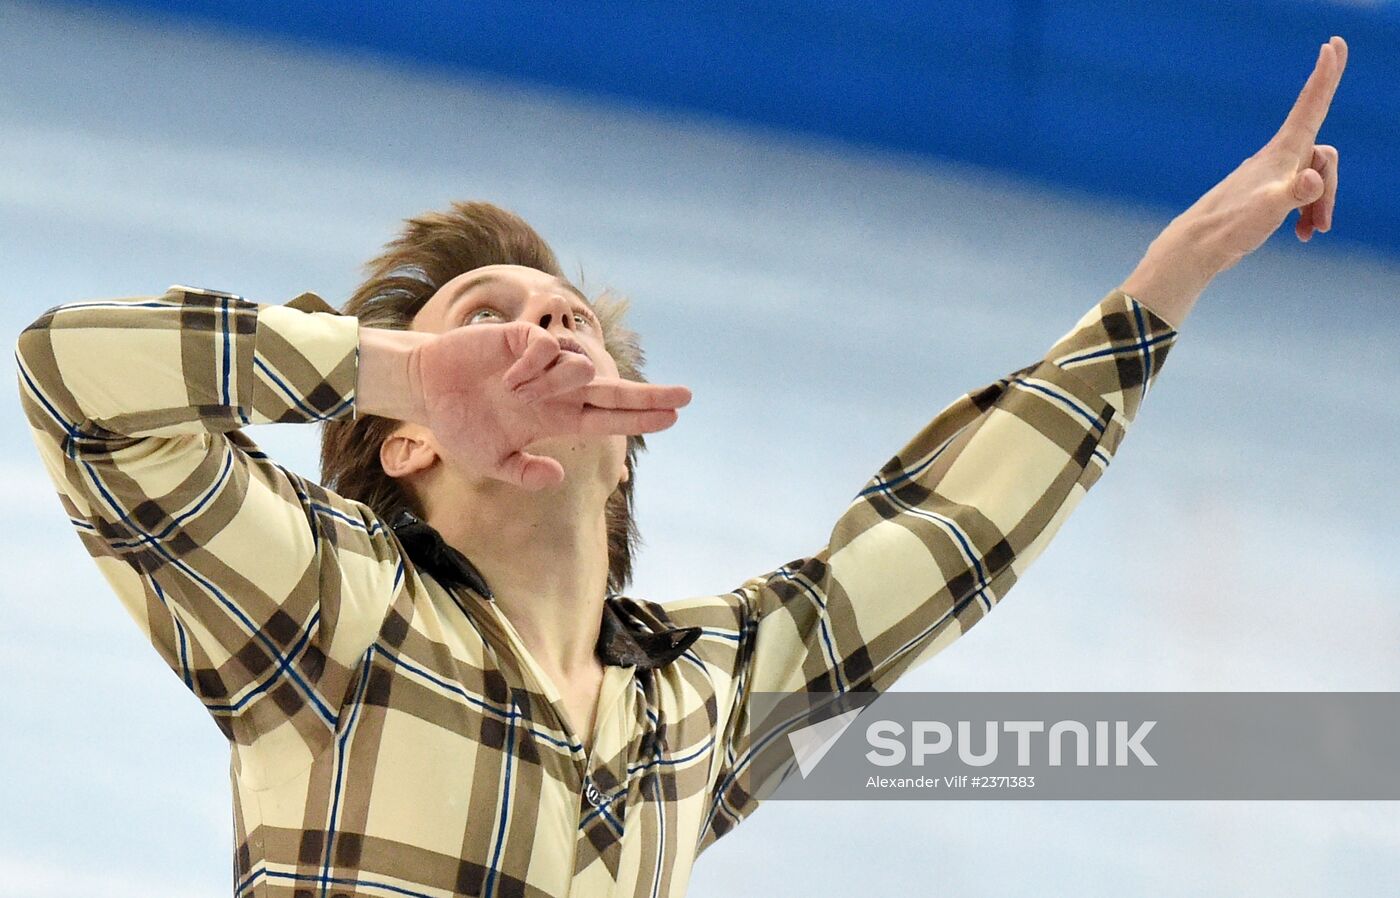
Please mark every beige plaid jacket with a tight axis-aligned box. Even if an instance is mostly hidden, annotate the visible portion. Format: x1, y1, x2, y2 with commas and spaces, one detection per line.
15, 283, 1176, 897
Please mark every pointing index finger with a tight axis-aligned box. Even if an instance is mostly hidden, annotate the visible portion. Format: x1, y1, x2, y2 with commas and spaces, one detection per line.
578, 378, 692, 411
1274, 36, 1348, 155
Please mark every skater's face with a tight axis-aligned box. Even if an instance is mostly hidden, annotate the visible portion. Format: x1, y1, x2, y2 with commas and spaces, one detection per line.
412, 264, 619, 382
401, 264, 630, 492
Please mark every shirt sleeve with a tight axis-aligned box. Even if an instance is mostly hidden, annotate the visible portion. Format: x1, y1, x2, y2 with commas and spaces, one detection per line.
691, 288, 1179, 851
14, 285, 406, 753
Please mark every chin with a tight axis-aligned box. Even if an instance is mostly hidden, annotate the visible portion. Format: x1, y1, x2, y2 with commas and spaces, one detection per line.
524, 435, 626, 487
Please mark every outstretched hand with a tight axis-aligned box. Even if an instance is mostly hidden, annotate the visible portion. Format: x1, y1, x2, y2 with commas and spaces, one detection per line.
1120, 36, 1349, 328
412, 321, 692, 491
1183, 36, 1348, 272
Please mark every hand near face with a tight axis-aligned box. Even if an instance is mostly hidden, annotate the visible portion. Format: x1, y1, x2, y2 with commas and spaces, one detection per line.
412, 320, 691, 491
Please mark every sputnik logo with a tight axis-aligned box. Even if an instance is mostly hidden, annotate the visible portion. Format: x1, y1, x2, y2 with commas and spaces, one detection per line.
785, 707, 864, 778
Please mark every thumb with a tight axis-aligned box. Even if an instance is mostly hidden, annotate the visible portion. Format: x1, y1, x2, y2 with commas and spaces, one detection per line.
497, 450, 566, 491
1291, 168, 1325, 205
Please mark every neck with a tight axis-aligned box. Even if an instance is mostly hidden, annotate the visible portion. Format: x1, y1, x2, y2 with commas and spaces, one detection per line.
425, 474, 613, 679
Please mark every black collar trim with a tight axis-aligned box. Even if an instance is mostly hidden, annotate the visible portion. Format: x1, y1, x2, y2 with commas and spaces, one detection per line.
387, 509, 701, 670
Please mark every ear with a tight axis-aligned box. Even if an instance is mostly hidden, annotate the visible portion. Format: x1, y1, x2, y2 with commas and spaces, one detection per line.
380, 426, 438, 479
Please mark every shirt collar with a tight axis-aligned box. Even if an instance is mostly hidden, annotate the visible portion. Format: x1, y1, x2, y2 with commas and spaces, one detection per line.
388, 509, 701, 670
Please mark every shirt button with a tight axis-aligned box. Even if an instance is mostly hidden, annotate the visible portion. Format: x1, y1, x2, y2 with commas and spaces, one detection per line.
583, 777, 606, 808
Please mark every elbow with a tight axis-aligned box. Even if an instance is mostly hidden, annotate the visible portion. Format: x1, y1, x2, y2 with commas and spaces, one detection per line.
15, 302, 69, 373
15, 303, 95, 440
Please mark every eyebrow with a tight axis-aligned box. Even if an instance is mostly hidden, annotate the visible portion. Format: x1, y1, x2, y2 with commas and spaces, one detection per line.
444, 272, 593, 317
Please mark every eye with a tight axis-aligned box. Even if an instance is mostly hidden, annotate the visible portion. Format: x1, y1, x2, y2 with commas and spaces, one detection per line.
465, 307, 504, 325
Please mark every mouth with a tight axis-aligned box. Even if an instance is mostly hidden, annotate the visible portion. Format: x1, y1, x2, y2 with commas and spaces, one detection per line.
557, 336, 587, 356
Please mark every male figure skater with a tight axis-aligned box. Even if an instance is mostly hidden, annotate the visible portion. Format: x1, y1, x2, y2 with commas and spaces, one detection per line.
15, 37, 1347, 898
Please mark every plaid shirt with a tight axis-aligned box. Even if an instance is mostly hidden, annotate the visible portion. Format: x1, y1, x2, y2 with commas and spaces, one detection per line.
15, 283, 1176, 897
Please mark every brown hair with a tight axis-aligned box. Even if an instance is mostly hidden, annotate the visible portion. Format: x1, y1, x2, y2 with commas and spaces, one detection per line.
319, 200, 649, 592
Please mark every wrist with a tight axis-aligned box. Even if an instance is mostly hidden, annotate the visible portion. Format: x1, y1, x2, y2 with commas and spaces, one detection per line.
1118, 213, 1222, 330
355, 325, 434, 423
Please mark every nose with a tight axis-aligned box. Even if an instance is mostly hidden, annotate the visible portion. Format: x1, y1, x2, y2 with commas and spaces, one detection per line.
526, 290, 576, 334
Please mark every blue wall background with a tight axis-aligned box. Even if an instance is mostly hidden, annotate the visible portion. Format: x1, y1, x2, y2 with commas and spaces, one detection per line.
52, 0, 1400, 257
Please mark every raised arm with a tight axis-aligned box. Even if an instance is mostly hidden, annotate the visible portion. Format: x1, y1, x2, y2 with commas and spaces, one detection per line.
687, 36, 1349, 850
682, 287, 1176, 847
15, 278, 693, 770
14, 285, 405, 758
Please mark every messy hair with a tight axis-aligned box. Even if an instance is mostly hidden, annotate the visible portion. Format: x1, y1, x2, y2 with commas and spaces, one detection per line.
319, 200, 649, 592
